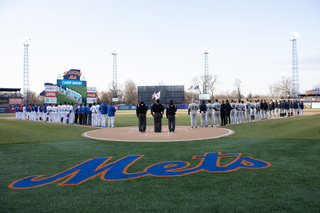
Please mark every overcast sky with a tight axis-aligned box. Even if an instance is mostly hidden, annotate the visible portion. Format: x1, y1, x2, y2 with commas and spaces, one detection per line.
0, 0, 319, 96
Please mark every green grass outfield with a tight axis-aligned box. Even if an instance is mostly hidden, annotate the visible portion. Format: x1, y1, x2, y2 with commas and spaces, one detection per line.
0, 110, 320, 212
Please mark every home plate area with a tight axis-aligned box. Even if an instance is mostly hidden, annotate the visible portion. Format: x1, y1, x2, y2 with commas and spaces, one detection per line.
82, 126, 235, 142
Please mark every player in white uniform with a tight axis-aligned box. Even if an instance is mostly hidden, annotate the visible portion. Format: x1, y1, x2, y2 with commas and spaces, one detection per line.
245, 99, 251, 122
63, 103, 68, 124
188, 100, 198, 128
38, 105, 42, 121
250, 102, 255, 121
234, 101, 240, 123
58, 104, 63, 123
230, 100, 236, 124
206, 100, 214, 127
69, 104, 74, 124
255, 100, 261, 121
22, 105, 26, 120
213, 99, 221, 126
96, 103, 101, 127
91, 104, 97, 126
241, 101, 246, 123
46, 105, 51, 122
54, 105, 59, 123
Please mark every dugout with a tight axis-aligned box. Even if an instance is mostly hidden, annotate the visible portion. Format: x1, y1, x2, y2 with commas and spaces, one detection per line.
138, 85, 185, 105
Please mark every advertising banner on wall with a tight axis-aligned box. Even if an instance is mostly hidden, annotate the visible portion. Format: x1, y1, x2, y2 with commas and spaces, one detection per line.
9, 98, 23, 105
87, 87, 97, 104
45, 85, 57, 104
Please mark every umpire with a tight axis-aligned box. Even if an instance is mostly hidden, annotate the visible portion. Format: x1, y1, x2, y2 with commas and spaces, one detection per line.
151, 99, 164, 132
166, 100, 177, 132
136, 99, 148, 133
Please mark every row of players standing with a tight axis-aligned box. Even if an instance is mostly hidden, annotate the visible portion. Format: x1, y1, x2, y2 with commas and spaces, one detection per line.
136, 99, 177, 133
14, 102, 117, 128
188, 99, 305, 128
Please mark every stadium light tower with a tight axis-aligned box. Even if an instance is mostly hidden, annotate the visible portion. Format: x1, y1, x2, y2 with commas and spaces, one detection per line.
23, 38, 31, 105
112, 49, 118, 101
204, 48, 209, 94
290, 32, 299, 98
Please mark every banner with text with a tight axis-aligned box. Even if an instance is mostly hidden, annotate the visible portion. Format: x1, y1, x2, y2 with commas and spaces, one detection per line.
87, 87, 97, 104
45, 85, 57, 104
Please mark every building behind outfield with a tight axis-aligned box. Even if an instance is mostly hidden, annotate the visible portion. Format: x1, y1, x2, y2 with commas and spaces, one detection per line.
138, 85, 185, 105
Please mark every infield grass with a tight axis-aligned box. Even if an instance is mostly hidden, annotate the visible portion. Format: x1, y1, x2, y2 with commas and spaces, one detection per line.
0, 112, 320, 212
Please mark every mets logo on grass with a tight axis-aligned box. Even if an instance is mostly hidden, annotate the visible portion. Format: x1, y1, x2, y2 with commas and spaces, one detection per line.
9, 152, 271, 189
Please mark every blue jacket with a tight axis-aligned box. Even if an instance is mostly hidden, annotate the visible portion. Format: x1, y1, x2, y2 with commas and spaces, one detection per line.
86, 107, 92, 115
75, 107, 79, 114
107, 105, 116, 116
199, 103, 207, 112
99, 103, 108, 114
81, 106, 87, 114
299, 102, 304, 109
43, 105, 47, 113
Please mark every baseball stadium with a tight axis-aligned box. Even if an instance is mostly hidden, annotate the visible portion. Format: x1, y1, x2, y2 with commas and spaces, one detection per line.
1, 1, 320, 212
1, 107, 320, 212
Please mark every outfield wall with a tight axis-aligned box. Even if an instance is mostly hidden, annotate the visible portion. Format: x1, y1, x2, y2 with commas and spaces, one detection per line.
116, 104, 189, 110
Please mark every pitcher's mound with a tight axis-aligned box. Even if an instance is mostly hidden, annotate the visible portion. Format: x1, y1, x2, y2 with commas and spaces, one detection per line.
82, 126, 234, 142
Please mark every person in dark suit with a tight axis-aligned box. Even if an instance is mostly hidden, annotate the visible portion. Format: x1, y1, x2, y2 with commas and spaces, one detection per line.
166, 100, 177, 132
136, 99, 148, 133
151, 99, 164, 132
225, 100, 231, 125
220, 100, 227, 126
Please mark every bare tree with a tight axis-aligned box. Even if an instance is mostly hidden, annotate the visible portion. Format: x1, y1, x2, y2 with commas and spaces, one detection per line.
234, 79, 242, 101
28, 91, 44, 105
269, 77, 291, 98
123, 80, 137, 105
208, 74, 218, 99
184, 91, 194, 103
190, 74, 218, 99
190, 76, 202, 93
98, 91, 113, 105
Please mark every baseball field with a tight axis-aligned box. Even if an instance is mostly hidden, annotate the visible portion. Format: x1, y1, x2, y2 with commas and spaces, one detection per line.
1, 109, 320, 212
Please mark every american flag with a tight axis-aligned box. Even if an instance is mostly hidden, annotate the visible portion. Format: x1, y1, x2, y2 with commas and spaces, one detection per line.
152, 92, 156, 99
188, 86, 193, 90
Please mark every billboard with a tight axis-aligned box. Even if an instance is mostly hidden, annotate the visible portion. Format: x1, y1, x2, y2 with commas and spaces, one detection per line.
87, 87, 97, 104
199, 93, 211, 101
45, 85, 57, 104
57, 79, 87, 104
138, 85, 185, 105
9, 98, 23, 105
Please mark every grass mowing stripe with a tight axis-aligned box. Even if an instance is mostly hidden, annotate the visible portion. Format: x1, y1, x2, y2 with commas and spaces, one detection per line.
1, 112, 320, 212
0, 119, 95, 144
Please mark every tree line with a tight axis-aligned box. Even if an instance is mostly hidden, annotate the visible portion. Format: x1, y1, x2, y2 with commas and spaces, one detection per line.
23, 75, 309, 106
